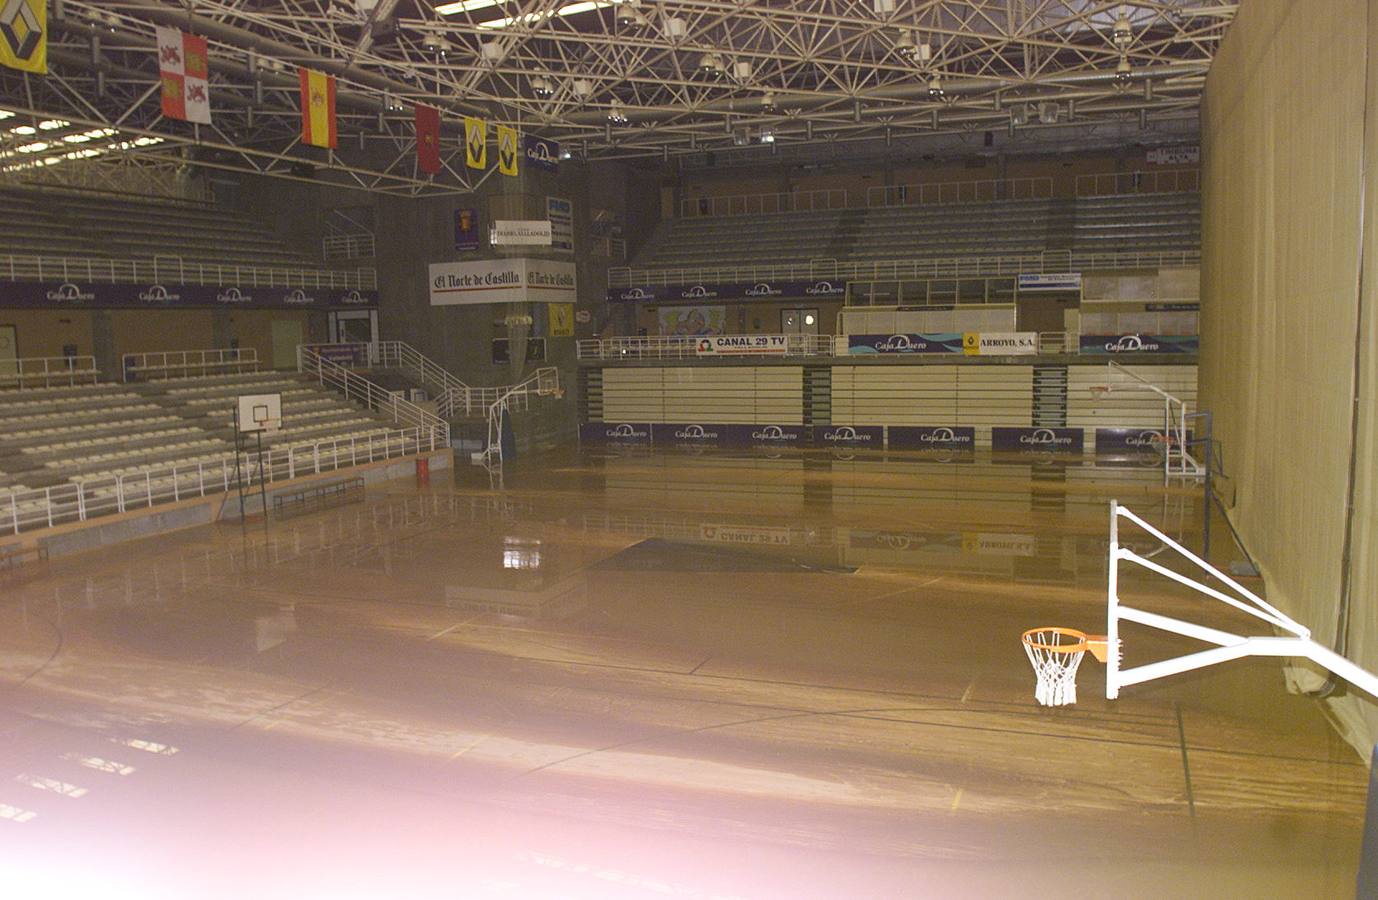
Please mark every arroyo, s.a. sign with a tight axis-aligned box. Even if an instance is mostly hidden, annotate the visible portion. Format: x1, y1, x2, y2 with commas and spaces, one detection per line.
1079, 334, 1199, 354
991, 427, 1085, 453
962, 332, 1038, 356
694, 335, 789, 356
847, 333, 963, 355
1017, 273, 1082, 292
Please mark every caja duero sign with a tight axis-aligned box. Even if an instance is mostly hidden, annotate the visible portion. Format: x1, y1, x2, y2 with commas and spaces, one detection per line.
0, 280, 378, 309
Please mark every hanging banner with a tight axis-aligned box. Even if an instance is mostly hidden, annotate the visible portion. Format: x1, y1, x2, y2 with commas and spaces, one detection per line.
694, 335, 789, 356
454, 207, 481, 251
464, 116, 486, 169
1078, 334, 1200, 354
298, 68, 337, 148
428, 258, 576, 306
1147, 146, 1199, 165
523, 135, 560, 172
1017, 273, 1082, 292
415, 103, 441, 175
156, 27, 211, 124
0, 0, 46, 74
496, 124, 519, 176
847, 333, 964, 355
547, 196, 574, 252
549, 303, 574, 337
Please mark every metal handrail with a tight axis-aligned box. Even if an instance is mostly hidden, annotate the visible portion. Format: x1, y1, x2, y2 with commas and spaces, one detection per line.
865, 177, 1054, 207
478, 367, 562, 467
0, 355, 99, 388
322, 233, 376, 261
368, 341, 475, 418
577, 334, 835, 360
297, 345, 450, 445
0, 426, 443, 535
679, 189, 847, 218
608, 249, 1201, 289
0, 253, 377, 290
122, 348, 259, 382
1074, 169, 1201, 197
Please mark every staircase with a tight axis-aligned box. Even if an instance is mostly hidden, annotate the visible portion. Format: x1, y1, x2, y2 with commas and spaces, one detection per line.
1032, 365, 1068, 428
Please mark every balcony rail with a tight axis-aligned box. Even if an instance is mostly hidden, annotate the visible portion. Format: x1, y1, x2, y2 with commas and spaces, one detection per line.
0, 426, 443, 535
0, 355, 99, 389
866, 177, 1054, 207
322, 233, 376, 261
122, 348, 259, 382
608, 249, 1201, 289
680, 189, 848, 218
0, 253, 377, 290
1074, 169, 1200, 196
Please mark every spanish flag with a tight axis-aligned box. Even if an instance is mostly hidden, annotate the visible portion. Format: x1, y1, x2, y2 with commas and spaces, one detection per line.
298, 67, 336, 149
496, 124, 518, 177
0, 0, 47, 74
415, 103, 441, 175
464, 117, 486, 170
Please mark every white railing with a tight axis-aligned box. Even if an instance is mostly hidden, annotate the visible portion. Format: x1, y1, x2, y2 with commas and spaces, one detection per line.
368, 340, 475, 418
122, 348, 258, 382
297, 345, 450, 446
680, 189, 848, 218
322, 233, 376, 261
866, 177, 1054, 208
577, 334, 836, 360
478, 367, 562, 468
1075, 169, 1200, 197
0, 355, 99, 389
0, 253, 377, 290
608, 249, 1201, 289
0, 426, 443, 535
1037, 332, 1075, 355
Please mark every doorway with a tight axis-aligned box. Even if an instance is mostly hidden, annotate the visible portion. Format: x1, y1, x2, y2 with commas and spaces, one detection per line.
270, 319, 304, 370
0, 324, 15, 379
331, 310, 377, 344
781, 308, 819, 335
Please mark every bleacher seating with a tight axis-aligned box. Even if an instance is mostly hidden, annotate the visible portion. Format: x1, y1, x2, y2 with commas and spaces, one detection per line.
0, 185, 320, 270
627, 192, 1200, 274
0, 371, 401, 495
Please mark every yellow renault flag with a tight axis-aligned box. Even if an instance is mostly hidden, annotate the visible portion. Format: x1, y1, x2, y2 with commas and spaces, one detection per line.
464, 117, 486, 170
497, 124, 518, 177
0, 0, 48, 74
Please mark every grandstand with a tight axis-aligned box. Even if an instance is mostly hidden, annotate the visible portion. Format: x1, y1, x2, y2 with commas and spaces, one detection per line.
626, 191, 1200, 277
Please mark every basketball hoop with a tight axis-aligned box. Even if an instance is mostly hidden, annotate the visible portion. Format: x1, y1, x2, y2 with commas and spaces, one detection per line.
1021, 627, 1110, 707
1089, 385, 1112, 402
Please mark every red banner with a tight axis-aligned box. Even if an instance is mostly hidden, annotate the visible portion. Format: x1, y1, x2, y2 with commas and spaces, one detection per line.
415, 104, 441, 175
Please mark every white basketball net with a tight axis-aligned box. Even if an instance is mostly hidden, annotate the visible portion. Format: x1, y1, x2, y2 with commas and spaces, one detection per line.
1022, 629, 1087, 707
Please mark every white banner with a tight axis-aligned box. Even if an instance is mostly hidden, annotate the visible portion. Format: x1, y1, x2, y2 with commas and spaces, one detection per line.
1147, 146, 1199, 165
547, 196, 574, 253
491, 220, 552, 246
964, 332, 1038, 356
694, 334, 789, 356
429, 258, 576, 305
1018, 272, 1082, 292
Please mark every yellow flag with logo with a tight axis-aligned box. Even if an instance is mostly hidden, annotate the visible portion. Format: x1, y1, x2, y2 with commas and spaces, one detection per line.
464, 117, 486, 170
497, 124, 518, 177
549, 303, 573, 337
0, 0, 47, 74
963, 332, 980, 356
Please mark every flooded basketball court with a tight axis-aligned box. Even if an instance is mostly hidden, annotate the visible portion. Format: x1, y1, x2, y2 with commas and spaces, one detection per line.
0, 448, 1365, 898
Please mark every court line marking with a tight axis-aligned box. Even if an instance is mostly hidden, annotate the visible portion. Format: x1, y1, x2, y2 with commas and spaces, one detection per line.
949, 788, 963, 812
426, 614, 482, 641
960, 678, 977, 703
449, 734, 488, 761
1175, 702, 1197, 817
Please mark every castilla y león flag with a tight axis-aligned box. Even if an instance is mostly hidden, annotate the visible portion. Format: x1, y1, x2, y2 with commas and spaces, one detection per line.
156, 26, 210, 124
298, 67, 337, 149
415, 103, 441, 175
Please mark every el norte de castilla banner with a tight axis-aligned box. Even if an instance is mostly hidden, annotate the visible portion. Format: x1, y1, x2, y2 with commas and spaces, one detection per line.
429, 258, 576, 305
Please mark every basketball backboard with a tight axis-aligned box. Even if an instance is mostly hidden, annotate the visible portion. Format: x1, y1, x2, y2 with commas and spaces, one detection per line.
237, 393, 283, 433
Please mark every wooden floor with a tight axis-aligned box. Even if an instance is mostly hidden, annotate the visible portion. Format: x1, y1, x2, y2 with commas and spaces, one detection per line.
0, 448, 1366, 898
